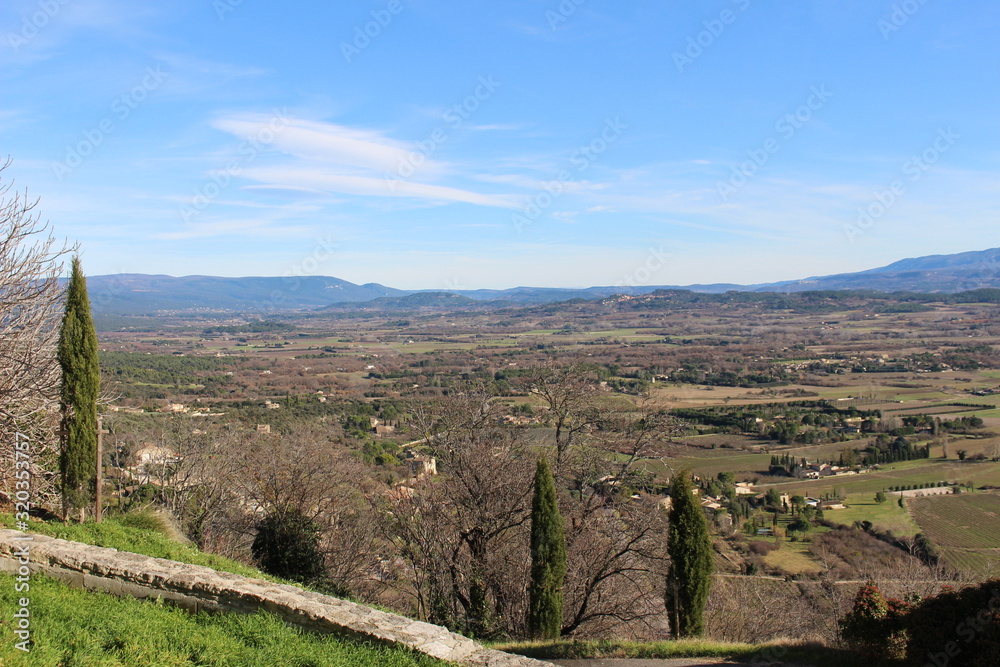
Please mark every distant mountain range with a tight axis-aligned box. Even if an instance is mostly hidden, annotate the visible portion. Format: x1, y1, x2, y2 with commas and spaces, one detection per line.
86, 274, 404, 314
751, 247, 1000, 293
86, 247, 1000, 315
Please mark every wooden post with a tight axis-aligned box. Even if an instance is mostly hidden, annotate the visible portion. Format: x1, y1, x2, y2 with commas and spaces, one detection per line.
96, 416, 107, 523
57, 423, 67, 522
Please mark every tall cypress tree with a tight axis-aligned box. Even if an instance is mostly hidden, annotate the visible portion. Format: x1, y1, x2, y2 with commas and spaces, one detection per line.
58, 257, 99, 520
528, 456, 566, 639
665, 469, 713, 638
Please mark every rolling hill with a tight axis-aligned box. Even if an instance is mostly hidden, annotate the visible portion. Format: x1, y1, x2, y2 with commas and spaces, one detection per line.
84, 247, 1000, 314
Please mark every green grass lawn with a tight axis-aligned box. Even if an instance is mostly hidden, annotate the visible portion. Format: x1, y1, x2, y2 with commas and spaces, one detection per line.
829, 494, 920, 536
0, 511, 452, 666
0, 511, 263, 579
0, 573, 448, 667
762, 537, 824, 575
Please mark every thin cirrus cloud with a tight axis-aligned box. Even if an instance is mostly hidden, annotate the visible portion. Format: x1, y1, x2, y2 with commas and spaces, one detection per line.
211, 114, 517, 208
213, 116, 414, 172
240, 167, 519, 209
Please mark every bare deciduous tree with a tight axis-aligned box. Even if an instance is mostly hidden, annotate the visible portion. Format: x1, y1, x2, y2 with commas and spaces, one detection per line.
586, 395, 680, 480
383, 379, 679, 640
562, 494, 669, 638
516, 363, 601, 468
704, 575, 826, 643
0, 161, 73, 506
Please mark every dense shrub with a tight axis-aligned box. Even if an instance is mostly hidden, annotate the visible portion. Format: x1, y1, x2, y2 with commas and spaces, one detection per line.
840, 581, 912, 660
787, 516, 812, 533
810, 527, 918, 579
839, 580, 1000, 666
252, 510, 327, 585
747, 540, 779, 556
903, 580, 1000, 666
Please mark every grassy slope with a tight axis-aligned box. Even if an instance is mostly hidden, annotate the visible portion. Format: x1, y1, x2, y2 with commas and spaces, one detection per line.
0, 512, 450, 666
0, 573, 447, 667
1, 511, 263, 578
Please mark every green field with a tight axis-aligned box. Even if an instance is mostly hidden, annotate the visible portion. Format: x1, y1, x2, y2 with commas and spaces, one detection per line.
936, 547, 1000, 575
909, 492, 1000, 576
762, 536, 824, 575
759, 460, 1000, 497
909, 493, 1000, 549
828, 494, 920, 536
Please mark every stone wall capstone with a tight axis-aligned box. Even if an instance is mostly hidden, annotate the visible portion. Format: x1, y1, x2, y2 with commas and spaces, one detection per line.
0, 529, 553, 666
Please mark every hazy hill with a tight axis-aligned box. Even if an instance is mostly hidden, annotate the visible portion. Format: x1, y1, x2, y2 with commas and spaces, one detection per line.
86, 274, 407, 314
757, 247, 1000, 293
84, 247, 1000, 314
321, 291, 480, 311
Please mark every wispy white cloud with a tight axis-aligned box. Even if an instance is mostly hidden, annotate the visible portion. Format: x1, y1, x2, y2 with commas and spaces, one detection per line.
1, 0, 157, 65
208, 114, 519, 209
241, 166, 519, 209
241, 184, 338, 199
156, 218, 310, 241
150, 53, 270, 97
156, 53, 269, 80
465, 123, 533, 132
0, 109, 26, 132
213, 115, 423, 172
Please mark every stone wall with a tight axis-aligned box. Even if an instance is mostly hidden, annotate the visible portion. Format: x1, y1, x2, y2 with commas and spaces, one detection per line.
0, 529, 551, 666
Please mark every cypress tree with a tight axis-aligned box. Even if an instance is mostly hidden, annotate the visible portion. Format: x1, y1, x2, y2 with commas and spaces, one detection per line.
665, 469, 713, 637
58, 257, 100, 520
528, 456, 566, 639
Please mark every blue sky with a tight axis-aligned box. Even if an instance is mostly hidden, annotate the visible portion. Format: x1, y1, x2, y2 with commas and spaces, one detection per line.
2, 1, 998, 289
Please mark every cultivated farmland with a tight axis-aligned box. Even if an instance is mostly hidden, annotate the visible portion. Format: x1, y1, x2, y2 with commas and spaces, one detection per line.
908, 492, 1000, 576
